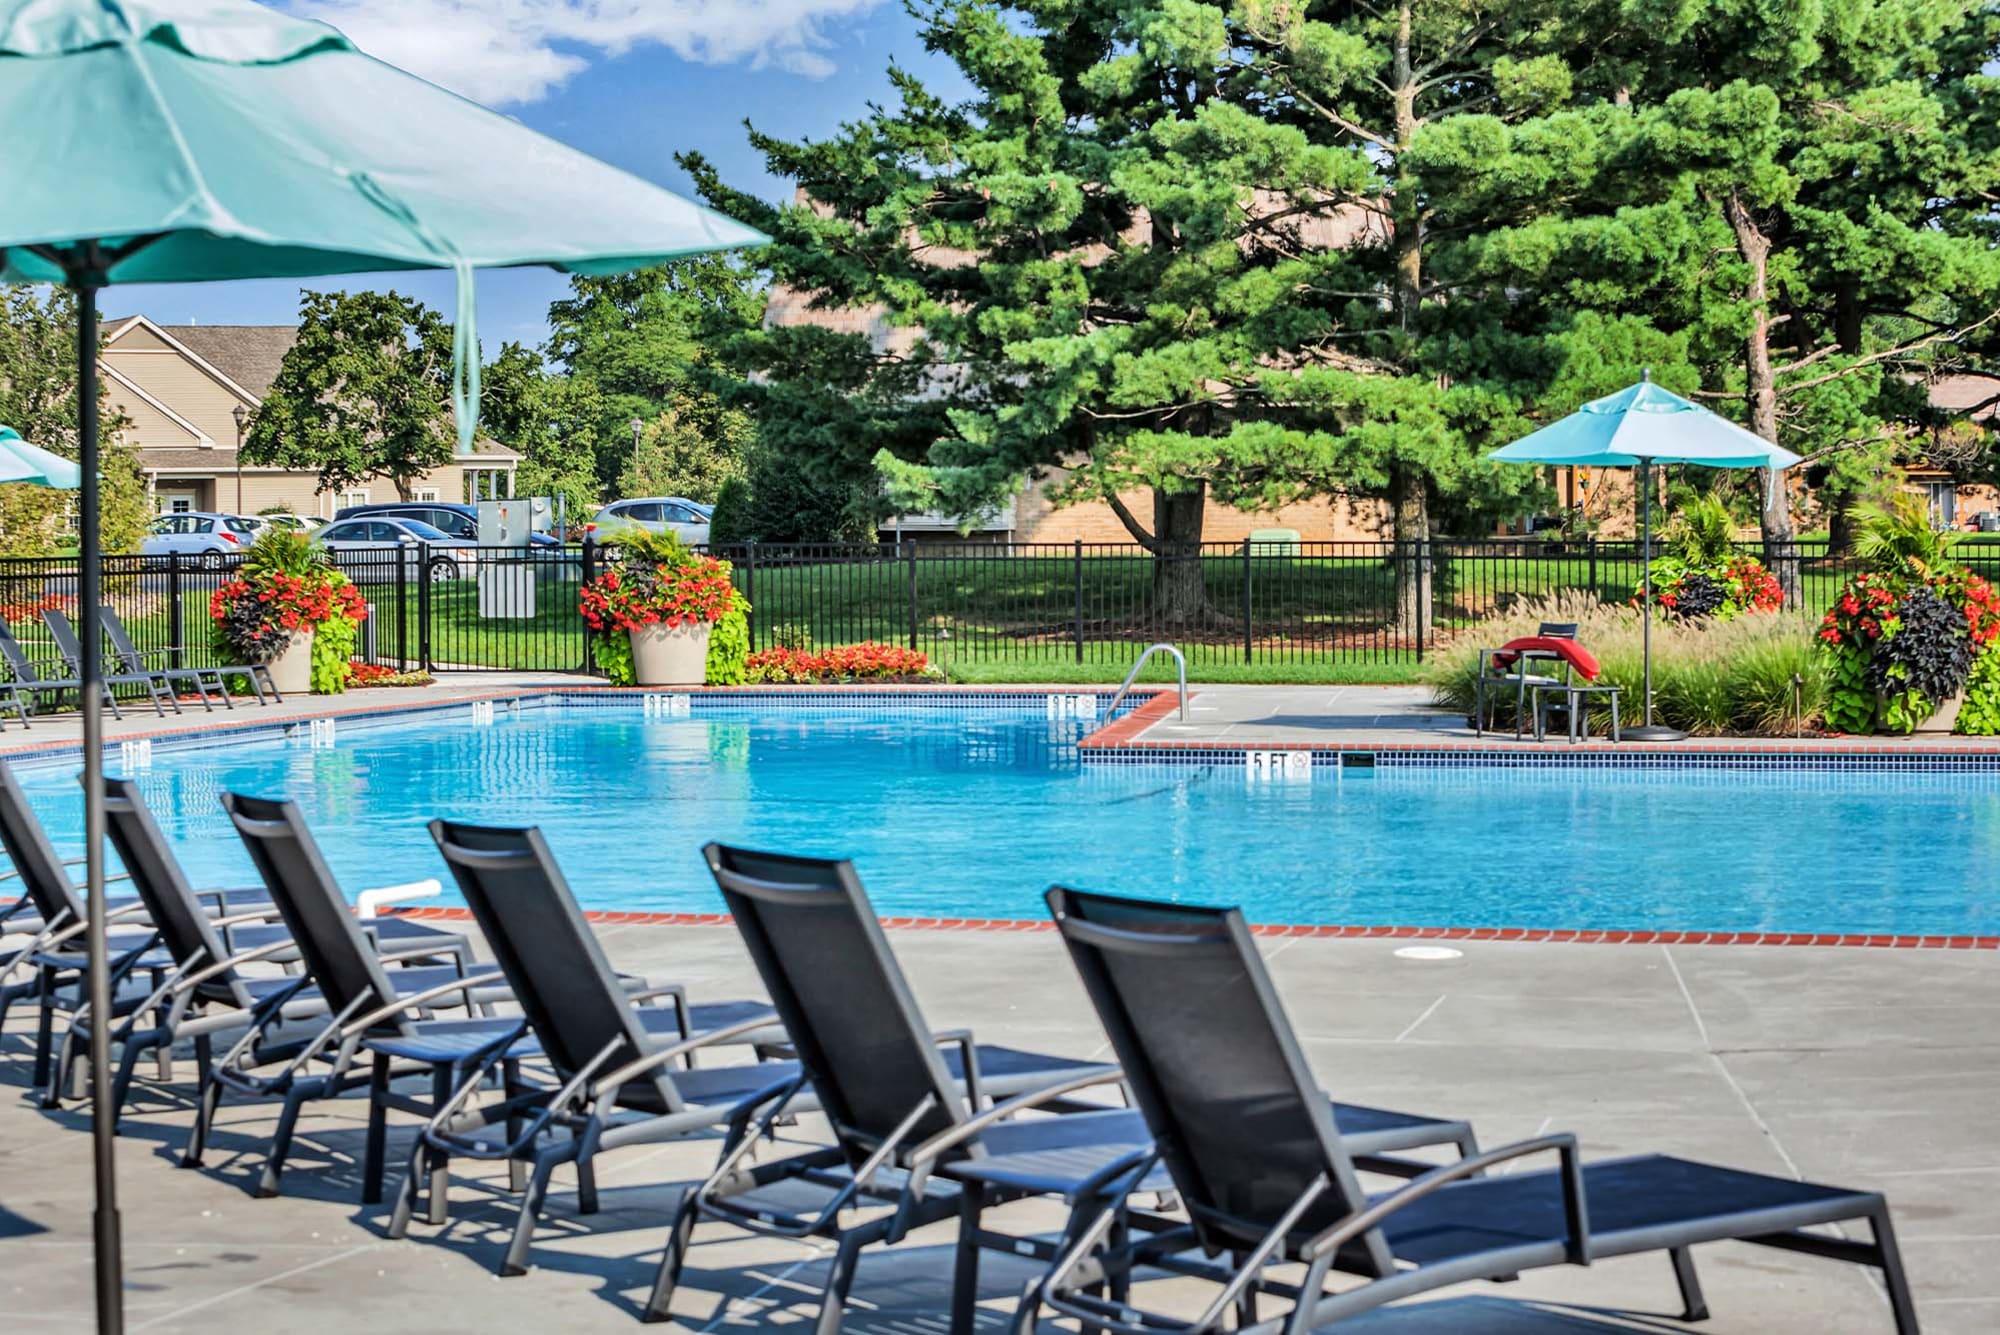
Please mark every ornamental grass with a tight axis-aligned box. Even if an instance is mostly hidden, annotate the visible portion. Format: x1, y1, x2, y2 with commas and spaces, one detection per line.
1424, 592, 1829, 736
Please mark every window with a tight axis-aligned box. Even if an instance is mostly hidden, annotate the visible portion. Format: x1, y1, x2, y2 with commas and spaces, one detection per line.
341, 490, 370, 510
322, 523, 365, 543
189, 517, 214, 533
1928, 482, 1958, 530
624, 502, 664, 522
413, 488, 441, 503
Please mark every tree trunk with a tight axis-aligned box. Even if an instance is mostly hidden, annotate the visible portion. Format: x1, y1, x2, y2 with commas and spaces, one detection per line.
1390, 465, 1432, 642
1724, 191, 1799, 602
1828, 491, 1860, 556
1150, 485, 1208, 625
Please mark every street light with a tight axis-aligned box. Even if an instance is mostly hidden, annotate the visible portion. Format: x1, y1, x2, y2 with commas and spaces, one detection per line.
630, 415, 644, 472
231, 402, 247, 514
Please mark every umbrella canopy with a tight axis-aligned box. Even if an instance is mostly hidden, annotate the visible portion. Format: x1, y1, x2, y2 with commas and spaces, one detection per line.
0, 7, 768, 1331
0, 0, 768, 446
0, 426, 81, 487
1489, 380, 1803, 470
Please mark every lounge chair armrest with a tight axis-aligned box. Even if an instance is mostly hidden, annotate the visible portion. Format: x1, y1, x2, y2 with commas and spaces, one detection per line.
170, 939, 297, 994
209, 908, 286, 929
590, 1013, 785, 1098
339, 971, 504, 1037
0, 853, 91, 882
36, 901, 154, 950
1304, 1133, 1588, 1265
910, 1065, 1129, 1165
625, 982, 687, 1006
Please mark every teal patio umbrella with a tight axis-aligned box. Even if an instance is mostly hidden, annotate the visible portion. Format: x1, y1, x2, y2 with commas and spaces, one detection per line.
1489, 374, 1802, 741
0, 5, 765, 1329
0, 426, 82, 487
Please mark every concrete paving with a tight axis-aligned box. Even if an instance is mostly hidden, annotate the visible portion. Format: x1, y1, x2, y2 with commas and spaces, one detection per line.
2, 924, 1989, 1333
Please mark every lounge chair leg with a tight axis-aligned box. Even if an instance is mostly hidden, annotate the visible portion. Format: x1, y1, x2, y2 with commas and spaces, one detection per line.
1670, 1246, 1709, 1322
184, 1077, 223, 1168
641, 1187, 702, 1323
1872, 1209, 1920, 1335
951, 1185, 984, 1335
362, 1054, 390, 1206
109, 1039, 150, 1130
1284, 1255, 1335, 1335
814, 1228, 870, 1335
31, 970, 57, 1091
193, 1033, 212, 1089
257, 1086, 312, 1197
1010, 1277, 1041, 1335
576, 1156, 599, 1214
426, 1151, 452, 1227
386, 1142, 427, 1239
501, 1155, 557, 1277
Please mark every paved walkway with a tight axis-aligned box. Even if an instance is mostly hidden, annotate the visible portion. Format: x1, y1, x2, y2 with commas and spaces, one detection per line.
1, 924, 1989, 1333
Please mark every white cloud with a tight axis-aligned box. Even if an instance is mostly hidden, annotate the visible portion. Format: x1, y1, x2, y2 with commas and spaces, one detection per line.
287, 0, 884, 105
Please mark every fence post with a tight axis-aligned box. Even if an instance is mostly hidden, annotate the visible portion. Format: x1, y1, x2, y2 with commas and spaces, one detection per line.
1586, 536, 1599, 599
416, 542, 433, 671
580, 536, 597, 673
1241, 538, 1254, 663
743, 540, 757, 652
1073, 539, 1085, 663
906, 543, 919, 652
1414, 538, 1427, 663
165, 551, 183, 670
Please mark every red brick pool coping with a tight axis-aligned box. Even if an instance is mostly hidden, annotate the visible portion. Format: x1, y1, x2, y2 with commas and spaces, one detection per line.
381, 904, 1999, 951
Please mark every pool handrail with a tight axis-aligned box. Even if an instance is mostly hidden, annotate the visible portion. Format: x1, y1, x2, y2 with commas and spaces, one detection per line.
1107, 643, 1187, 721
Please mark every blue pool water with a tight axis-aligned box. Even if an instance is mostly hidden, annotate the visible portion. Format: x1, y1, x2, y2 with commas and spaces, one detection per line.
17, 701, 2000, 936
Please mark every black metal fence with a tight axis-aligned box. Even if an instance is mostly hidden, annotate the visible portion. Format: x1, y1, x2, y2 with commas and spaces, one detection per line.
0, 536, 1952, 679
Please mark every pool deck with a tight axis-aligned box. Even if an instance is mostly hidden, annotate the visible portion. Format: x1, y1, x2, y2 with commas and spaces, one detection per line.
2, 922, 1991, 1333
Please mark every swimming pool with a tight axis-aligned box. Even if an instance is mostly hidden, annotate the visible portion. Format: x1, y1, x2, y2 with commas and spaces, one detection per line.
17, 698, 2000, 936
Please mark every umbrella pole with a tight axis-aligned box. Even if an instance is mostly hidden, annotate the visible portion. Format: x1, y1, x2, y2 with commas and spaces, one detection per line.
73, 260, 123, 1335
1627, 460, 1686, 742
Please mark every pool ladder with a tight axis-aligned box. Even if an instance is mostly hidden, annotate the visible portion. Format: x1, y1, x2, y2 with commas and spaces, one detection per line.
1106, 643, 1188, 722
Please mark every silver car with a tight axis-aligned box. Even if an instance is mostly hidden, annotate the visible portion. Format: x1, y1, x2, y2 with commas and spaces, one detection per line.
590, 497, 711, 546
140, 512, 259, 567
313, 516, 475, 582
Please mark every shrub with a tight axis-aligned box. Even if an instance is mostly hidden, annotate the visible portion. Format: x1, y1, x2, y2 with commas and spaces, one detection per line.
707, 475, 752, 547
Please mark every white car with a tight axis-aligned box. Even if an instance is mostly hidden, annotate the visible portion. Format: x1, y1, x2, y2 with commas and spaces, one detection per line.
590, 497, 711, 546
141, 512, 259, 567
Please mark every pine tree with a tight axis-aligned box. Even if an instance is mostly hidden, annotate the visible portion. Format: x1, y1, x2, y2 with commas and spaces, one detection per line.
691, 1, 1615, 626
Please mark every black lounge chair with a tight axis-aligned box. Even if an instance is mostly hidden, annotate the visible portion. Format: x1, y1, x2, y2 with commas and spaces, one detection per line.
1026, 887, 1919, 1334
0, 760, 268, 1073
206, 791, 519, 1200
39, 776, 476, 1128
0, 618, 86, 724
42, 608, 177, 717
404, 820, 789, 1277
102, 605, 278, 707
643, 846, 1482, 1333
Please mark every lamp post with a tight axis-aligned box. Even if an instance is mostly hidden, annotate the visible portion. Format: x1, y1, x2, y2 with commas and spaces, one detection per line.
231, 402, 247, 514
630, 416, 644, 479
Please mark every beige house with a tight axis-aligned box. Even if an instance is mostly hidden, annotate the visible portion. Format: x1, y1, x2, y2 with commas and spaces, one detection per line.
100, 316, 518, 517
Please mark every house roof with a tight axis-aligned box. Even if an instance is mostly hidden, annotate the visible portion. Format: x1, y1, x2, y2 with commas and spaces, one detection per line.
151, 324, 298, 401
1930, 373, 1999, 422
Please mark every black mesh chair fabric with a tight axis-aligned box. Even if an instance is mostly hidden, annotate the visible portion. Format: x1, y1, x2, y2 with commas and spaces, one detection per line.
222, 793, 405, 1031
429, 819, 672, 1109
0, 760, 87, 925
1049, 887, 1384, 1270
705, 843, 966, 1154
102, 777, 238, 995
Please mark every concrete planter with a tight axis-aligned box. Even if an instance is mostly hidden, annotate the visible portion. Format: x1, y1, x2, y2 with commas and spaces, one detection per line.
266, 631, 314, 696
1913, 688, 1966, 735
630, 622, 711, 687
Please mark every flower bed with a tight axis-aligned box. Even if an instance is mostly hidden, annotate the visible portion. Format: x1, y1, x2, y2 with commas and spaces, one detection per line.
745, 642, 937, 684
1643, 552, 1784, 620
347, 662, 435, 688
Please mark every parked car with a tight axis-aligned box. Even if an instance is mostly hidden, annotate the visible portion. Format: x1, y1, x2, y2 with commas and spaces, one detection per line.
589, 497, 711, 546
313, 516, 477, 582
141, 512, 261, 567
260, 513, 327, 534
333, 501, 560, 547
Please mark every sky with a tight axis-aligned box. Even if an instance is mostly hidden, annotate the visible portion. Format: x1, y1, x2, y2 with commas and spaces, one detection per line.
112, 0, 960, 351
